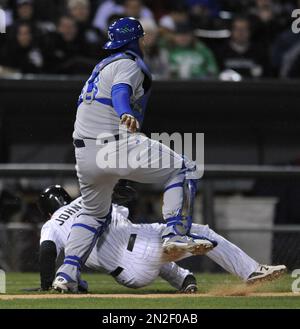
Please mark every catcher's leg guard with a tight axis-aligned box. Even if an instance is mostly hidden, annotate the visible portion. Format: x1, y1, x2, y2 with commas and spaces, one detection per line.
162, 172, 216, 260
184, 178, 218, 246
162, 161, 198, 238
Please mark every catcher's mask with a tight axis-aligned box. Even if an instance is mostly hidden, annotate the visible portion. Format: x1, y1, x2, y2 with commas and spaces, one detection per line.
38, 185, 72, 219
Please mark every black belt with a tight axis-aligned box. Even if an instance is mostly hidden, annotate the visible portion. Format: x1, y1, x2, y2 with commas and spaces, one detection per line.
74, 139, 86, 148
74, 134, 123, 148
110, 233, 137, 278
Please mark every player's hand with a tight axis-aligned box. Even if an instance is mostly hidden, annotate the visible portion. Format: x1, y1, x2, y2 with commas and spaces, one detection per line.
120, 114, 139, 133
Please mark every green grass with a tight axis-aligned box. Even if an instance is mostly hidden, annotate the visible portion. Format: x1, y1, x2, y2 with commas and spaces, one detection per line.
2, 296, 300, 309
0, 272, 299, 309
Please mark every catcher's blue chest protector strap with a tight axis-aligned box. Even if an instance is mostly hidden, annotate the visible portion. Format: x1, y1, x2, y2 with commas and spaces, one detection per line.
78, 50, 152, 129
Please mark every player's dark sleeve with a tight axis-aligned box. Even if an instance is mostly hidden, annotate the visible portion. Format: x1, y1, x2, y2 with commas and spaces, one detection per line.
111, 83, 135, 118
39, 240, 57, 290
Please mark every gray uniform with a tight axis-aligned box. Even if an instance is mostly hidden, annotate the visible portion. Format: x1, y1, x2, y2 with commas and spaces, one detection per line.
73, 57, 185, 218
74, 59, 144, 138
57, 54, 191, 283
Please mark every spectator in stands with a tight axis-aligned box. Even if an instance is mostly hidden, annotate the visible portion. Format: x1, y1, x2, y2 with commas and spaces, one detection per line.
167, 22, 219, 79
159, 1, 190, 44
217, 16, 269, 78
67, 0, 105, 58
11, 0, 55, 34
34, 0, 65, 24
279, 43, 300, 78
107, 13, 124, 27
4, 0, 35, 33
123, 0, 154, 20
271, 28, 300, 76
250, 0, 287, 46
270, 0, 300, 75
159, 1, 189, 32
140, 18, 170, 79
93, 0, 124, 32
142, 0, 169, 18
41, 15, 96, 74
0, 22, 44, 73
93, 0, 153, 32
185, 0, 224, 29
15, 0, 34, 22
186, 0, 220, 15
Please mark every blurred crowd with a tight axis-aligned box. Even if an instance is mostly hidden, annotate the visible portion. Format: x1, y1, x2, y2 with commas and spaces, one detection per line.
0, 0, 300, 79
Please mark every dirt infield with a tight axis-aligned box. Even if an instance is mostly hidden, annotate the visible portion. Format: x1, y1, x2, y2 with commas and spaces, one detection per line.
0, 292, 299, 300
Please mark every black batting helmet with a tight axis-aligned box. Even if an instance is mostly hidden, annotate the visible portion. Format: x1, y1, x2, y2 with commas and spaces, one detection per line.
37, 185, 72, 219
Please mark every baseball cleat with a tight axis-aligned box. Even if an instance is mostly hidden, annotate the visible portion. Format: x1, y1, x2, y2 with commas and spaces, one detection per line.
247, 264, 287, 284
52, 276, 78, 293
180, 275, 197, 294
162, 234, 215, 261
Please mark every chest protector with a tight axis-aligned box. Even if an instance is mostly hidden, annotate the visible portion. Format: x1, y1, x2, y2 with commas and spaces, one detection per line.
78, 50, 152, 128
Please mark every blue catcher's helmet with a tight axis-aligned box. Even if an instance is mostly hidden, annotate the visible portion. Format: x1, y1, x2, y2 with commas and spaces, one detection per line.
103, 17, 145, 50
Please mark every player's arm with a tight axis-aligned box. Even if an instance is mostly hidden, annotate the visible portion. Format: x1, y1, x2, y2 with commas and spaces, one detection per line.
111, 60, 143, 133
39, 222, 62, 290
111, 83, 139, 133
39, 240, 57, 290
